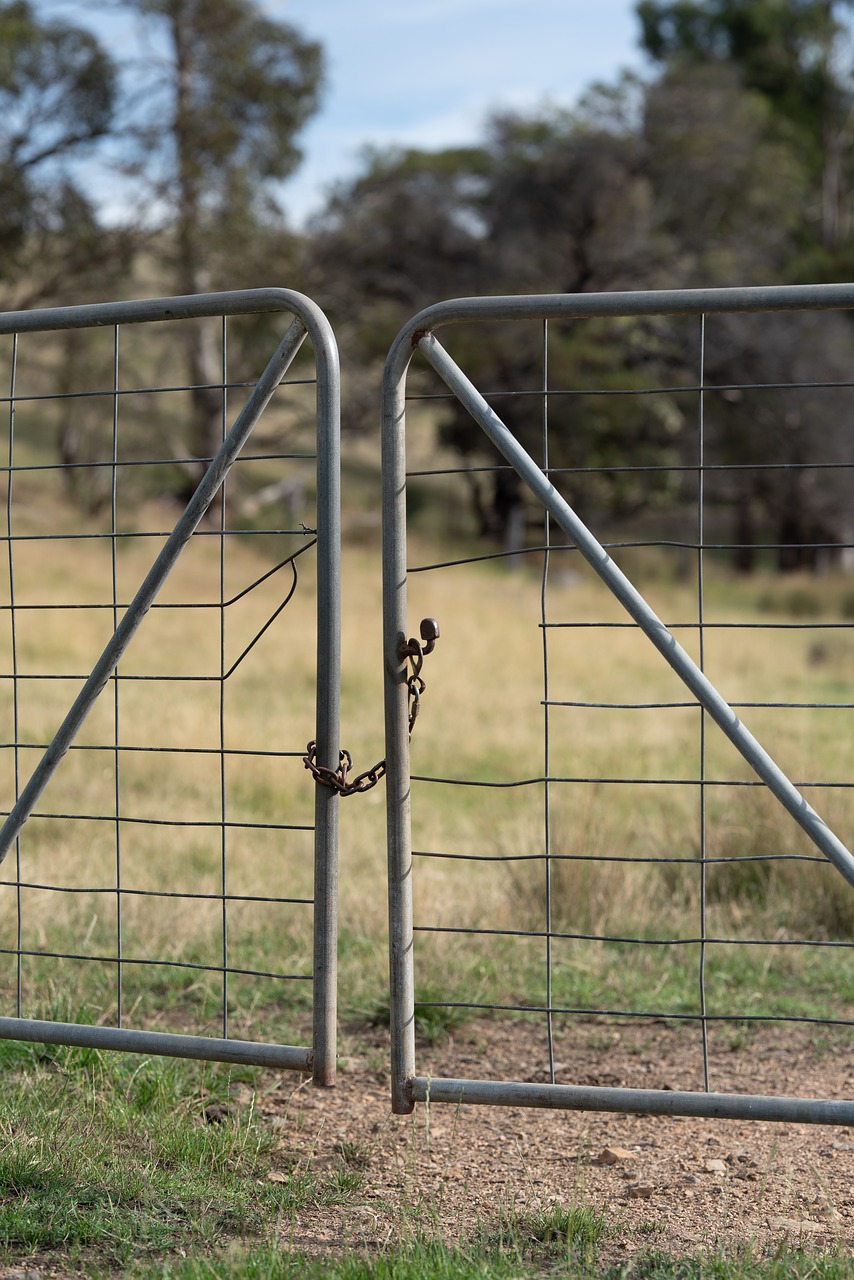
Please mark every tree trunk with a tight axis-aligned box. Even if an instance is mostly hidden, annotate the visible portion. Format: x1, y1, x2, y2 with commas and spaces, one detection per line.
170, 6, 226, 519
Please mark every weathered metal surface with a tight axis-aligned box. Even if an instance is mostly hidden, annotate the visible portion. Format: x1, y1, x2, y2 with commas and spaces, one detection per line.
409, 1076, 854, 1125
0, 1017, 313, 1070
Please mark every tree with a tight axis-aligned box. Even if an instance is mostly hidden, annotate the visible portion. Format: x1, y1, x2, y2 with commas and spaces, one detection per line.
307, 14, 854, 566
0, 0, 123, 305
632, 0, 854, 572
310, 102, 682, 543
637, 0, 854, 249
642, 61, 808, 284
311, 146, 488, 318
305, 145, 489, 434
120, 0, 324, 497
0, 1, 136, 510
687, 308, 854, 572
484, 102, 652, 294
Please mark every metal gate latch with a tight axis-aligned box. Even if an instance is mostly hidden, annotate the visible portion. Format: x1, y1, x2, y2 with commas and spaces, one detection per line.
304, 618, 440, 796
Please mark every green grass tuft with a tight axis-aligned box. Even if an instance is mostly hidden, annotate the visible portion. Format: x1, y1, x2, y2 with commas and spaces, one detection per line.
0, 1053, 360, 1270
605, 1246, 854, 1280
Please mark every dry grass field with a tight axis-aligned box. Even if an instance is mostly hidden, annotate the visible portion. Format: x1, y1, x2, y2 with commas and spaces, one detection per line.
1, 473, 853, 1060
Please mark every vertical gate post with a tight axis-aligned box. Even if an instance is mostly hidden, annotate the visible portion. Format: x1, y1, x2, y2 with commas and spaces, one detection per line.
381, 329, 419, 1114
311, 305, 342, 1086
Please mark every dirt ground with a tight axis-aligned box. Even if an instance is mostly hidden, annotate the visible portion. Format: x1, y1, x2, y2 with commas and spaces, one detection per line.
260, 1019, 854, 1263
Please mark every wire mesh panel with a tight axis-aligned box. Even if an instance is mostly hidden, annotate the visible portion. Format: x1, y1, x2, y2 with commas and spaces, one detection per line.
0, 289, 340, 1081
382, 285, 854, 1123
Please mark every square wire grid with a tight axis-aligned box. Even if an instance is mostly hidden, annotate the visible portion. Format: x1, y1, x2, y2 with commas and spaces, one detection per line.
0, 292, 339, 1075
383, 288, 854, 1122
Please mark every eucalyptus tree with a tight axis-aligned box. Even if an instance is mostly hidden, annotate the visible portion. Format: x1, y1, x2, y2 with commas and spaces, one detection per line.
0, 0, 122, 304
310, 102, 678, 544
636, 0, 854, 569
637, 0, 854, 251
120, 0, 324, 494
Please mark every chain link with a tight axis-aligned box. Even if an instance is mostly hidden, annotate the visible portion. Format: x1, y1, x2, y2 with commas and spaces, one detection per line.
303, 620, 439, 797
302, 743, 387, 796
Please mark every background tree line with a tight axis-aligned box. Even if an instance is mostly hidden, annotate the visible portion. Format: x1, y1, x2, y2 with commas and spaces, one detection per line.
4, 0, 854, 567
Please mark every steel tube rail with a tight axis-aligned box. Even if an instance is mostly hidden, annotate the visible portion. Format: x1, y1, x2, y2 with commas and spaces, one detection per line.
385, 282, 854, 336
381, 313, 416, 1115
309, 299, 342, 1088
0, 288, 339, 334
0, 1017, 312, 1070
410, 1076, 854, 1125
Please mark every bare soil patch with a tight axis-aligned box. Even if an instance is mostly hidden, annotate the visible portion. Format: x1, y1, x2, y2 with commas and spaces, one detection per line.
260, 1019, 854, 1263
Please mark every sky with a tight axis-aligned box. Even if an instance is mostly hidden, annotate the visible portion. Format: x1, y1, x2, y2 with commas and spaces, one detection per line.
271, 0, 647, 225
47, 0, 648, 227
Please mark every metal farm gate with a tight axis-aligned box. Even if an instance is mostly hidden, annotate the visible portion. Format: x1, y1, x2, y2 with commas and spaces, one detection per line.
0, 289, 340, 1083
382, 284, 854, 1124
5, 280, 854, 1125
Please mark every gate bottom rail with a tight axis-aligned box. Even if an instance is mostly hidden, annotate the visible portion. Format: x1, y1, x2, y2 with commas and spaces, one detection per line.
408, 1075, 854, 1125
0, 1016, 313, 1070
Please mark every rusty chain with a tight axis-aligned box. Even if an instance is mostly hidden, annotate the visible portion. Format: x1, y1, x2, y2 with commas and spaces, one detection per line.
303, 618, 439, 797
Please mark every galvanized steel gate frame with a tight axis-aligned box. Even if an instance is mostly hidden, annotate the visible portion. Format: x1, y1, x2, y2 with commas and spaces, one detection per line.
4, 281, 854, 1122
0, 289, 340, 1084
381, 284, 854, 1125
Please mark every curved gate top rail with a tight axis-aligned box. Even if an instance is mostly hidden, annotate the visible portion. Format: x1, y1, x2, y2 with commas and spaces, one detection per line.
0, 288, 340, 1084
381, 283, 854, 1123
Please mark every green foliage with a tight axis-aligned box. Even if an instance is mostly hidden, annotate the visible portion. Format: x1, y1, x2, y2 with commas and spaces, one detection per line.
126, 1228, 854, 1280
0, 0, 115, 168
519, 1201, 609, 1265
135, 0, 322, 181
306, 0, 854, 561
637, 0, 848, 153
413, 995, 473, 1045
124, 0, 323, 288
132, 1238, 558, 1279
110, 0, 324, 497
0, 0, 127, 306
637, 0, 854, 252
310, 58, 854, 549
